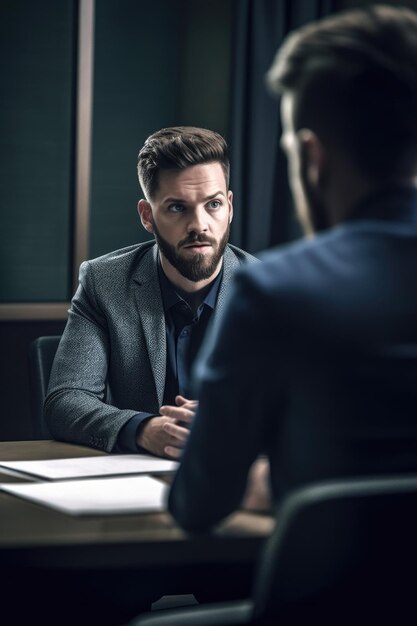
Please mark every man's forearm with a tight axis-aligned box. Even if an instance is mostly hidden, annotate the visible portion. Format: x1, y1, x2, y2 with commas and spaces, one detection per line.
45, 388, 139, 452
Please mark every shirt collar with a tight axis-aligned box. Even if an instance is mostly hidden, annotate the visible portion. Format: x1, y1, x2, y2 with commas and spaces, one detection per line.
157, 256, 223, 313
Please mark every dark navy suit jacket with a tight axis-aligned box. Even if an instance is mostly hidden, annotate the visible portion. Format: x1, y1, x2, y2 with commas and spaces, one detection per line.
169, 187, 417, 531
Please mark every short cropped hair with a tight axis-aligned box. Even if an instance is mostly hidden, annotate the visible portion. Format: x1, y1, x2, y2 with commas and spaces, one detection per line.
266, 5, 417, 181
137, 126, 230, 199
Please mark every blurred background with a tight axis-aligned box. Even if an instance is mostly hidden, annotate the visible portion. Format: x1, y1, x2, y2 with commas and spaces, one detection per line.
1, 0, 416, 440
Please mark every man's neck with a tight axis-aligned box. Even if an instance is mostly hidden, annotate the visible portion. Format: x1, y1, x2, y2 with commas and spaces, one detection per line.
176, 285, 212, 315
324, 160, 417, 227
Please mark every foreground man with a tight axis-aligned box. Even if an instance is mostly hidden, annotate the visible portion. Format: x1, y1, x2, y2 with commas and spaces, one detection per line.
169, 6, 417, 529
45, 126, 254, 455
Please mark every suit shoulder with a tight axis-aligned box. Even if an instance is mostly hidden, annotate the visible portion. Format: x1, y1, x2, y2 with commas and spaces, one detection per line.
82, 241, 154, 270
266, 225, 356, 266
236, 228, 350, 293
79, 241, 155, 277
77, 242, 157, 299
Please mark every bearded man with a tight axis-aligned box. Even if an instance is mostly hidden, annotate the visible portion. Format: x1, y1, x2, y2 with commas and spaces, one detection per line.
45, 126, 255, 456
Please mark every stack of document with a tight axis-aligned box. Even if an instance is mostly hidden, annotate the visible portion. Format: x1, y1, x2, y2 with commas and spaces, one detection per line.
0, 454, 178, 516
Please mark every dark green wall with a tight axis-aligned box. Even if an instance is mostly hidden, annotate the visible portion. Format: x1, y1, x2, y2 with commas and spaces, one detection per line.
0, 0, 75, 303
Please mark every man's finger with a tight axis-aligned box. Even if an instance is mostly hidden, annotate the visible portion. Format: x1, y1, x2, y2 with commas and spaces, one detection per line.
175, 395, 198, 408
160, 405, 194, 423
162, 421, 189, 442
164, 445, 182, 459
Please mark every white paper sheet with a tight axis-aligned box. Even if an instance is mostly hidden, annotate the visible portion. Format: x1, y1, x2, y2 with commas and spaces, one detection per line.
0, 475, 169, 515
0, 454, 178, 481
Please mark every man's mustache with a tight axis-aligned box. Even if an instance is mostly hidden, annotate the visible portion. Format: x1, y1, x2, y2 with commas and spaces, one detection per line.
179, 234, 215, 247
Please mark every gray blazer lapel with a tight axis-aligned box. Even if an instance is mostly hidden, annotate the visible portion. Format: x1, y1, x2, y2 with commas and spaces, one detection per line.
133, 245, 166, 407
215, 246, 241, 318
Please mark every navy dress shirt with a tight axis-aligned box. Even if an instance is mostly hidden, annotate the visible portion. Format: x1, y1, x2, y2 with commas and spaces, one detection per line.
117, 260, 223, 452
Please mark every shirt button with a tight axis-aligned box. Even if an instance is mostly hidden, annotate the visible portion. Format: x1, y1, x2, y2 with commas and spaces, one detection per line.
181, 329, 189, 337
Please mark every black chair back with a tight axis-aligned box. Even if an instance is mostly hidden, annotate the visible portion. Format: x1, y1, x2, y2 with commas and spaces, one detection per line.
252, 475, 417, 623
28, 335, 61, 439
128, 474, 417, 626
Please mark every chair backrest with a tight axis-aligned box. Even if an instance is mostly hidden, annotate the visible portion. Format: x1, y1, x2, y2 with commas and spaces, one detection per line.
28, 335, 61, 439
252, 475, 417, 623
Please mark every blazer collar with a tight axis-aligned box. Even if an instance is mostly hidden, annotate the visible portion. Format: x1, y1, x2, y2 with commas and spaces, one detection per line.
133, 244, 166, 407
216, 245, 242, 318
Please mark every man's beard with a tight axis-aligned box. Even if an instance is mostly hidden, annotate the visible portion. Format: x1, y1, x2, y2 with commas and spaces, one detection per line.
153, 222, 230, 282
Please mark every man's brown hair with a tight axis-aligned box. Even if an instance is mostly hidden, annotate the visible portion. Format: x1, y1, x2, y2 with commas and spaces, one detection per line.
266, 5, 417, 181
137, 126, 230, 199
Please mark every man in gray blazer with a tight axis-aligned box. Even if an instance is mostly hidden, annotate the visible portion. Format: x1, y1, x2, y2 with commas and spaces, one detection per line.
45, 126, 255, 456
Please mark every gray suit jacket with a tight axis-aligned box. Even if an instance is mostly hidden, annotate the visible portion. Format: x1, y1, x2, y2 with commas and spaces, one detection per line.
45, 241, 255, 452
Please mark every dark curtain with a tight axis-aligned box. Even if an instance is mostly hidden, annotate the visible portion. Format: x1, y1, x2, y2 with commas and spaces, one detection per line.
229, 0, 337, 254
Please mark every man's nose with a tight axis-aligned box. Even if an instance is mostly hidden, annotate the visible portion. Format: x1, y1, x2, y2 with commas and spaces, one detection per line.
187, 206, 208, 233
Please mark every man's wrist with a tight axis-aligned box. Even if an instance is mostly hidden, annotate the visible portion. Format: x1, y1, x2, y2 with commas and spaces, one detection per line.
117, 413, 156, 453
136, 416, 153, 449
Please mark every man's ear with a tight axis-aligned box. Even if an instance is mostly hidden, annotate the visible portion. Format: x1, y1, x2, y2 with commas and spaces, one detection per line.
297, 130, 327, 190
137, 199, 154, 234
227, 190, 234, 224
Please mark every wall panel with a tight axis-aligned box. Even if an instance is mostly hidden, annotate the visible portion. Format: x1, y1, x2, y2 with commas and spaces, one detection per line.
0, 0, 76, 303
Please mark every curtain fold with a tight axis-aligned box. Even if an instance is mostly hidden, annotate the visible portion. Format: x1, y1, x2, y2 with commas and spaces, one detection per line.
229, 0, 336, 253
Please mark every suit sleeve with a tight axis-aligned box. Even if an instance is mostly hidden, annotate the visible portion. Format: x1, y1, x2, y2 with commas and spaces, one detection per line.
168, 267, 273, 531
44, 261, 140, 452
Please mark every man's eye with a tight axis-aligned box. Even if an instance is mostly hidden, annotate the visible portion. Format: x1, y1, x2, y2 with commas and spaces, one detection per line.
208, 199, 222, 210
168, 204, 185, 213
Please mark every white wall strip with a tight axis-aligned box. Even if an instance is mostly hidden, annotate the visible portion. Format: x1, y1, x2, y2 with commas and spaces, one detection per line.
73, 0, 95, 292
0, 304, 70, 321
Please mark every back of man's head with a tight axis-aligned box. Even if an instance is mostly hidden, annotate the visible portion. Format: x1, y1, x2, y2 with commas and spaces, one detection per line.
267, 5, 417, 182
137, 126, 230, 200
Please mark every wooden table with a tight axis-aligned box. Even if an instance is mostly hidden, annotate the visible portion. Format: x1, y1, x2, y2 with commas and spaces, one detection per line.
0, 441, 273, 625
